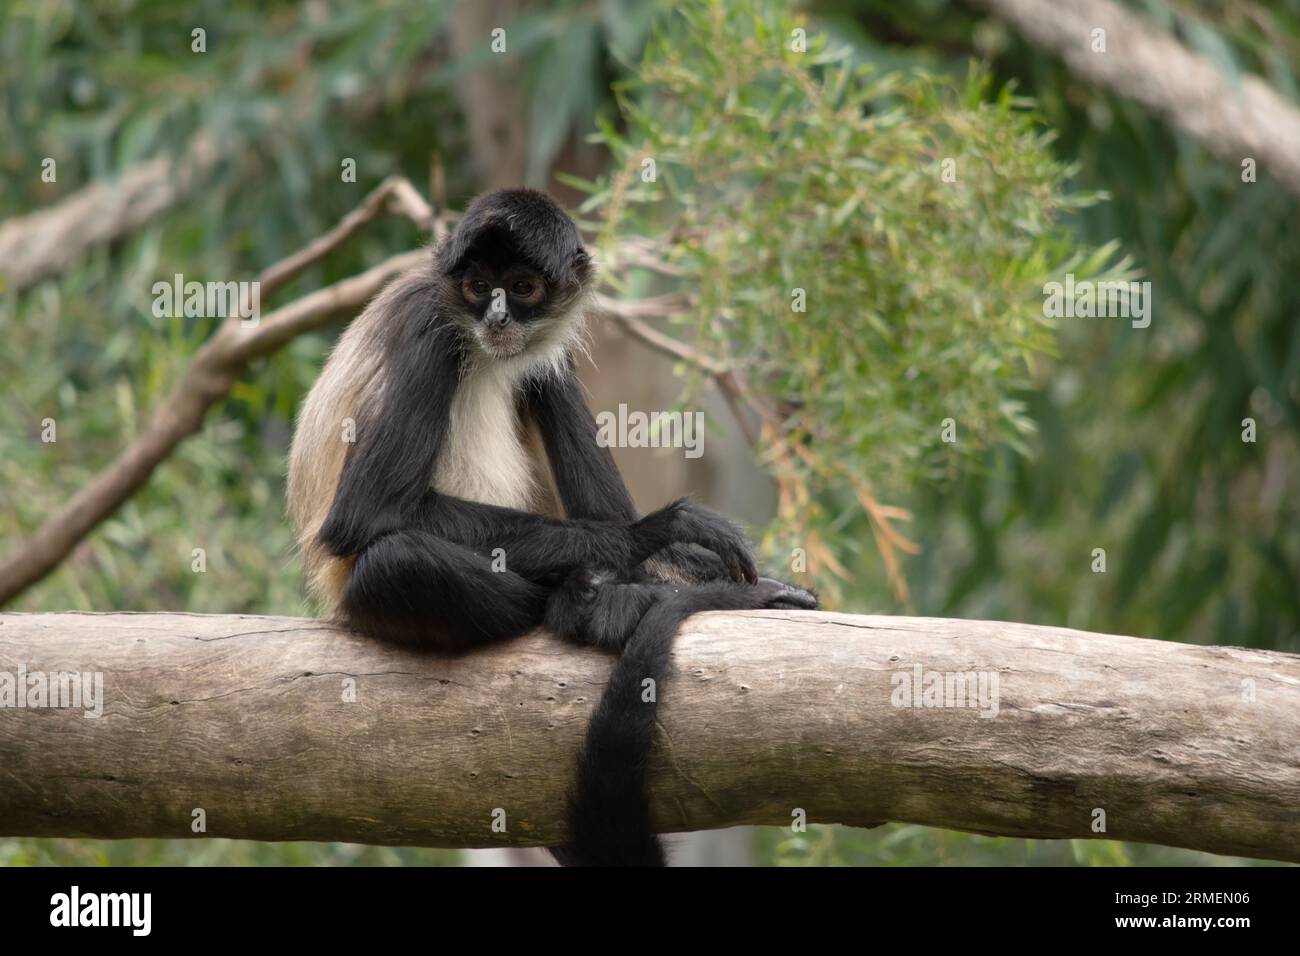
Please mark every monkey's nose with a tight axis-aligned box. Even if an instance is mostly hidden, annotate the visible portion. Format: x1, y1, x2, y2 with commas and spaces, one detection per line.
485, 310, 511, 329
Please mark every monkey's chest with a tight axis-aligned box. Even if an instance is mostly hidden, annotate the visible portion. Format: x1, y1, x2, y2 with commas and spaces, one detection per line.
431, 367, 539, 510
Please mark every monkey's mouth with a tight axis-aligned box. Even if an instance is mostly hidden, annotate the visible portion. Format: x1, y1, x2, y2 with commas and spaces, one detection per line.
475, 324, 529, 358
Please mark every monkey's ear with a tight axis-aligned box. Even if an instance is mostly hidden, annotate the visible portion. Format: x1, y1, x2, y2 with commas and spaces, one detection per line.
571, 249, 594, 283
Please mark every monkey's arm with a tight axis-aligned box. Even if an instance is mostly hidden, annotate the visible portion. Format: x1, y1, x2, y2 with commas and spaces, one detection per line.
527, 366, 754, 584
337, 361, 754, 583
412, 494, 635, 582
318, 284, 461, 557
527, 365, 638, 521
411, 493, 755, 585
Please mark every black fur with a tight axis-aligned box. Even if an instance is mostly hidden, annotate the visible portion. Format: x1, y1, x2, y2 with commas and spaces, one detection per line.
438, 188, 592, 290
526, 363, 638, 522
318, 273, 463, 557
315, 189, 817, 866
546, 574, 816, 866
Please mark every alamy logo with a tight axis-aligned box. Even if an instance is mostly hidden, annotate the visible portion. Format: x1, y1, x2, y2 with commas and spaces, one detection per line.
152, 273, 260, 326
50, 886, 151, 936
0, 666, 103, 718
890, 663, 999, 718
1042, 273, 1151, 328
595, 403, 705, 459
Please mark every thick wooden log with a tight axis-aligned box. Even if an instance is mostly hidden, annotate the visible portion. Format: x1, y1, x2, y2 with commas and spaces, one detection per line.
0, 611, 1296, 861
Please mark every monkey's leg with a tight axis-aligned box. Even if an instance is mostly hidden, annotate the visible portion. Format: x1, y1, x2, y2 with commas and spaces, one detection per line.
341, 529, 547, 651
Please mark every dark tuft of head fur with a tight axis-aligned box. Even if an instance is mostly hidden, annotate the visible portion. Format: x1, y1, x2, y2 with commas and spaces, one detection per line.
437, 188, 592, 289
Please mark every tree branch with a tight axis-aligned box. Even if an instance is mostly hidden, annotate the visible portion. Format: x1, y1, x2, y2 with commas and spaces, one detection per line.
0, 133, 224, 295
0, 610, 1295, 862
0, 46, 450, 295
972, 0, 1300, 197
0, 177, 443, 605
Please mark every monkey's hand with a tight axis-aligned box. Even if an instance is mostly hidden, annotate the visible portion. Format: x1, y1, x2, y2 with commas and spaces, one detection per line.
630, 499, 757, 584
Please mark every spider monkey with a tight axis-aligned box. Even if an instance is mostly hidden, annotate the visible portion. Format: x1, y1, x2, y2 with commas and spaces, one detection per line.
287, 188, 817, 866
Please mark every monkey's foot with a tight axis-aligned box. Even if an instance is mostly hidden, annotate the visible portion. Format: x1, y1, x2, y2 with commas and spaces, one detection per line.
754, 577, 819, 611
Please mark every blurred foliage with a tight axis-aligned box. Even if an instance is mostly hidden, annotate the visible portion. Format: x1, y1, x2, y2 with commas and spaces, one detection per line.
0, 0, 1295, 866
761, 823, 1287, 866
0, 837, 458, 866
577, 0, 1128, 602
832, 0, 1300, 652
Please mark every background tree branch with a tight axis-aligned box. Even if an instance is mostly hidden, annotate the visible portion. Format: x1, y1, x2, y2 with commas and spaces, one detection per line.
0, 177, 445, 604
972, 0, 1300, 197
0, 609, 1295, 862
0, 40, 451, 296
0, 133, 223, 295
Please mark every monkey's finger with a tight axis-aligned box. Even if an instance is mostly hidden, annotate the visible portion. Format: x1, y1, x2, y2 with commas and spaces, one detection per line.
725, 544, 759, 584
712, 547, 742, 583
756, 580, 818, 610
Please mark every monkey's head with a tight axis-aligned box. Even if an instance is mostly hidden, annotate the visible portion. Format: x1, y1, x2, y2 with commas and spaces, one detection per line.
438, 188, 594, 361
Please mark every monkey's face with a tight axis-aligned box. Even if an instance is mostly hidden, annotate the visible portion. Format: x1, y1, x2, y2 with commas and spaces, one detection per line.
441, 215, 593, 362
457, 261, 549, 359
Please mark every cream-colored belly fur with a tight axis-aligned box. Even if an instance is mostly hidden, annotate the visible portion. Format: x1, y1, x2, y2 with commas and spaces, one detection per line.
432, 361, 537, 510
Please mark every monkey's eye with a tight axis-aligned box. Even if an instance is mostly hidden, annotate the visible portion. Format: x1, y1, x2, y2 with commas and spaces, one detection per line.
510, 280, 535, 297
470, 280, 491, 296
